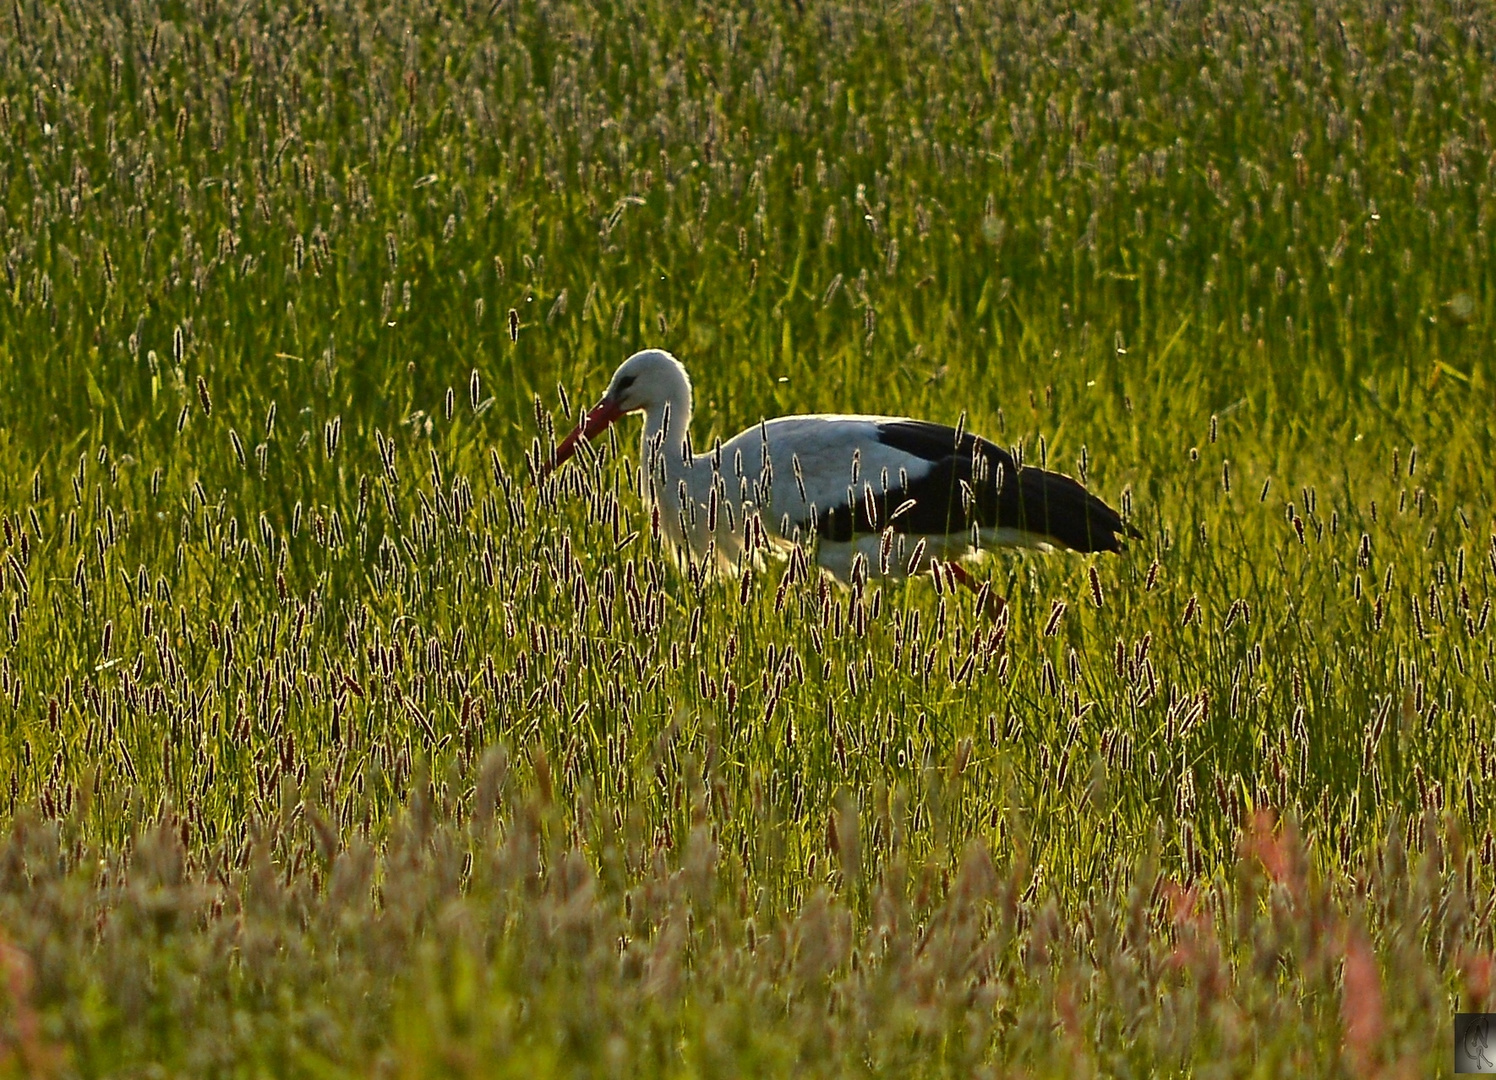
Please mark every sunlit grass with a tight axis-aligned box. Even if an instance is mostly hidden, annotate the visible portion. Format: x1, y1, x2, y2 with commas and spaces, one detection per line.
0, 0, 1491, 1072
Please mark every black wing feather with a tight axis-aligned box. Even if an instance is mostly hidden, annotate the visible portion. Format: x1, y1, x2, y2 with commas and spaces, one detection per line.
813, 419, 1136, 553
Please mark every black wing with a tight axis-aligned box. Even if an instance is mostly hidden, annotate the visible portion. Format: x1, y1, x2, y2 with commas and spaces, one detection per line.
814, 419, 1137, 553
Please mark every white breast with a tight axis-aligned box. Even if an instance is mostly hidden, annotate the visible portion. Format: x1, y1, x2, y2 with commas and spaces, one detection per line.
645, 415, 953, 581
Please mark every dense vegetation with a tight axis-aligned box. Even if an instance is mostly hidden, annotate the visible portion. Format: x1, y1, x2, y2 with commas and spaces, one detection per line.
0, 0, 1492, 1072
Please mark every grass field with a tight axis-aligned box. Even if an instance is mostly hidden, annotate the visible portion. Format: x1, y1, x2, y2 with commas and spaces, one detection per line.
0, 0, 1492, 1073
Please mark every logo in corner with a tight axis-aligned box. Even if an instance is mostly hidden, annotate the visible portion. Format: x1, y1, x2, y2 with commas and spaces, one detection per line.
1457, 1014, 1496, 1074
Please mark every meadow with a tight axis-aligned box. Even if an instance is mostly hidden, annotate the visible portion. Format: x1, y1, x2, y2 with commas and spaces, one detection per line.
0, 0, 1491, 1072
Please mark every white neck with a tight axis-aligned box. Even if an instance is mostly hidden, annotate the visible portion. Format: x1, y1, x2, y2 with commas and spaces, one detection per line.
638, 381, 711, 549
642, 375, 696, 473
641, 389, 692, 469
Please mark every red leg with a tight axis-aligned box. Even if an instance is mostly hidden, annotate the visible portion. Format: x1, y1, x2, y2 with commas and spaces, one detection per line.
940, 561, 1006, 621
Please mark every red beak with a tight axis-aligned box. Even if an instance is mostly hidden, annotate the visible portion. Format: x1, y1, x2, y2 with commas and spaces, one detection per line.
550, 397, 624, 473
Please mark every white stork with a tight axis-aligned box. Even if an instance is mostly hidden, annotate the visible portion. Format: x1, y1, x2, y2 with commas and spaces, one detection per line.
551, 349, 1137, 612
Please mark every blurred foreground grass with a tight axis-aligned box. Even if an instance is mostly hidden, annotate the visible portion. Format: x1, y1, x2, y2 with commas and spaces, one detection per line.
0, 0, 1492, 1071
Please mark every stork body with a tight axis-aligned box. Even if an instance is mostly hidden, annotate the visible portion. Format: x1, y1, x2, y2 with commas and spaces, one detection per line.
553, 349, 1135, 589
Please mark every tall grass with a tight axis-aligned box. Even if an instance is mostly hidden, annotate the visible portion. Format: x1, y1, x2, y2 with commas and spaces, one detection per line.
0, 781, 1479, 1075
0, 0, 1491, 1070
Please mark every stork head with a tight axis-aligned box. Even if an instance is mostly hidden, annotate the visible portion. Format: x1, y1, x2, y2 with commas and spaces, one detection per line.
552, 349, 690, 469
